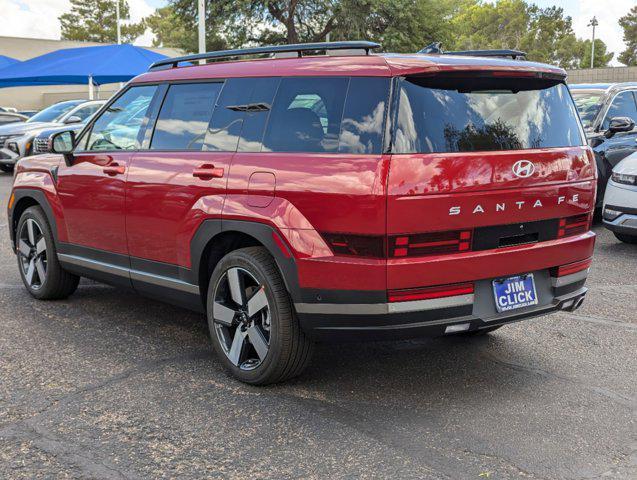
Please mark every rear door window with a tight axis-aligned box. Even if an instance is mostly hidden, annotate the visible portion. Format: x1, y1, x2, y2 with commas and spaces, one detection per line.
602, 91, 637, 130
203, 78, 254, 152
394, 76, 585, 153
151, 82, 222, 150
263, 77, 348, 153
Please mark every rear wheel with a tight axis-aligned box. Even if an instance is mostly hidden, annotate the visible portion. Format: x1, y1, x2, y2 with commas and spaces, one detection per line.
614, 232, 637, 244
16, 206, 79, 299
206, 247, 313, 385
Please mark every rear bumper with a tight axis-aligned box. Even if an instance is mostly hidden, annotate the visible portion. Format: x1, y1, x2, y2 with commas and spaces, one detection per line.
296, 267, 588, 340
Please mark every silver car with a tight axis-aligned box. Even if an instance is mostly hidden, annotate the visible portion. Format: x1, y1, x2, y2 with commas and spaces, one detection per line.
0, 99, 105, 172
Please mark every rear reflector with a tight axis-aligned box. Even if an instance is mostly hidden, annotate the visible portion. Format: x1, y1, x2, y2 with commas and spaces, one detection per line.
557, 214, 590, 238
388, 230, 472, 258
552, 258, 592, 277
321, 233, 385, 258
388, 282, 474, 303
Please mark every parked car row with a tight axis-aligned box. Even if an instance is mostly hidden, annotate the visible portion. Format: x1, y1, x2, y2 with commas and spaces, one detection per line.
0, 99, 105, 172
569, 82, 637, 243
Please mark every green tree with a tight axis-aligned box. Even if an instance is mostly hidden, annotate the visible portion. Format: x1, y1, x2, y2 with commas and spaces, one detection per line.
521, 6, 581, 68
579, 39, 614, 68
143, 6, 194, 50
618, 5, 637, 66
60, 0, 145, 43
148, 0, 463, 53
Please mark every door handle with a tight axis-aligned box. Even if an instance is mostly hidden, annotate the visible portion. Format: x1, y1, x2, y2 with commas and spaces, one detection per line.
103, 163, 125, 176
193, 165, 224, 179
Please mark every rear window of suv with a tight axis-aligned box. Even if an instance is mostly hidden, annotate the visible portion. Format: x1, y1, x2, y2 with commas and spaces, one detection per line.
393, 76, 585, 153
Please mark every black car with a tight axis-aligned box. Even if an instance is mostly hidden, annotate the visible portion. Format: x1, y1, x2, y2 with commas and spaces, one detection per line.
570, 83, 637, 205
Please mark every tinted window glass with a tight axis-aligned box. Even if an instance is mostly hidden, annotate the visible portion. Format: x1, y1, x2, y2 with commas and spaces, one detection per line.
68, 104, 101, 122
571, 90, 603, 129
28, 100, 83, 123
602, 91, 637, 130
237, 77, 280, 152
263, 77, 348, 153
151, 83, 221, 150
203, 78, 254, 152
339, 77, 389, 154
84, 86, 157, 151
394, 77, 584, 153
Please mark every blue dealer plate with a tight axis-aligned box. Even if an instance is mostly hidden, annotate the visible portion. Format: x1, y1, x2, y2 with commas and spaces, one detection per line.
492, 274, 539, 313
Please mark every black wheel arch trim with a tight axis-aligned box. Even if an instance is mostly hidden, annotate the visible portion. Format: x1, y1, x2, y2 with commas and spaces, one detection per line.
8, 188, 60, 252
190, 219, 302, 304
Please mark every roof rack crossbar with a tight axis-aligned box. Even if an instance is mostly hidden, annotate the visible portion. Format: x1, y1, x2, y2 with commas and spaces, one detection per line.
417, 43, 526, 60
445, 49, 526, 60
150, 41, 382, 71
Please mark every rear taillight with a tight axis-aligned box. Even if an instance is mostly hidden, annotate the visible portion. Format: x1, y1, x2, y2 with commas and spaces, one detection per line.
557, 214, 589, 238
551, 258, 592, 277
388, 282, 474, 303
321, 233, 385, 258
388, 230, 472, 258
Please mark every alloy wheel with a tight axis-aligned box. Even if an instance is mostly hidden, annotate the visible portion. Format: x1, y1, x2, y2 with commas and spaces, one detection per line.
212, 267, 271, 370
18, 218, 47, 290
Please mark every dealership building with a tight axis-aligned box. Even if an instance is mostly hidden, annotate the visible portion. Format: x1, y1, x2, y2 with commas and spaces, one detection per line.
0, 36, 182, 110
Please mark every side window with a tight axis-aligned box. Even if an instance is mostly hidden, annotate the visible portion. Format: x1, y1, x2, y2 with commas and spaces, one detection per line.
263, 77, 348, 153
339, 77, 389, 154
237, 77, 280, 152
82, 86, 157, 151
603, 91, 637, 130
203, 78, 254, 152
151, 83, 222, 150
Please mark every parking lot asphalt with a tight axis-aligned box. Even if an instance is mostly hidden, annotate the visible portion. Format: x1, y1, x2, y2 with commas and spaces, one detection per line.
0, 171, 635, 480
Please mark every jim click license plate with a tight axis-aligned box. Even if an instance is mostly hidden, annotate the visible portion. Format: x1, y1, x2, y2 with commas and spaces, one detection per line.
492, 274, 538, 313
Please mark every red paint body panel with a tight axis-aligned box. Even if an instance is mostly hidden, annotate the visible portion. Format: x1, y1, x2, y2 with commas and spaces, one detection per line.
387, 232, 595, 290
56, 152, 131, 254
125, 151, 232, 267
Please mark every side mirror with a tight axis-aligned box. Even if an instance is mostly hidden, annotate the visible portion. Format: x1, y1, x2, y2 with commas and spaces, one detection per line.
50, 130, 75, 165
604, 116, 635, 138
64, 115, 82, 124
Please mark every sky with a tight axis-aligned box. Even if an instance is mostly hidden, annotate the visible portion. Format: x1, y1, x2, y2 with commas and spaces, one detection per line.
0, 0, 634, 65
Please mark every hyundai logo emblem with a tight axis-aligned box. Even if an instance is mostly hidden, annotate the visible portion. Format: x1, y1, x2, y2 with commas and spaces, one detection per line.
512, 160, 535, 178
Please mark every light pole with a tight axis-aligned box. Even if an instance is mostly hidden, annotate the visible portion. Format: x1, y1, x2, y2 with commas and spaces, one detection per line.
588, 16, 598, 69
114, 0, 121, 44
198, 0, 206, 54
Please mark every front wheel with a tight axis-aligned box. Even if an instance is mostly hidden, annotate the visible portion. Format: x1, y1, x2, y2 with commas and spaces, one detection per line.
614, 232, 637, 244
206, 247, 313, 385
16, 206, 79, 299
0, 164, 14, 173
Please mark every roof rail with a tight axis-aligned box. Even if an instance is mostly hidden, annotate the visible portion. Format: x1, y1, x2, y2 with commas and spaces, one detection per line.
417, 42, 526, 60
150, 41, 382, 71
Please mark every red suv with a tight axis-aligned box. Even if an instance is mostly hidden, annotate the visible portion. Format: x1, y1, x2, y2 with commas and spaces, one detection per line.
7, 42, 596, 384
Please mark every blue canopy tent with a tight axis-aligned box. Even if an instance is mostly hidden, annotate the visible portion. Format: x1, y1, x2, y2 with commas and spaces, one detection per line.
0, 55, 19, 69
0, 44, 167, 98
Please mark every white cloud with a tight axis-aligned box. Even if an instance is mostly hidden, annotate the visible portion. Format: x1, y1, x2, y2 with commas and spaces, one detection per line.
569, 0, 633, 66
0, 0, 160, 45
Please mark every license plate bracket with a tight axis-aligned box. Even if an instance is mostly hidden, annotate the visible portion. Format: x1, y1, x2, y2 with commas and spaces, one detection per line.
492, 274, 539, 313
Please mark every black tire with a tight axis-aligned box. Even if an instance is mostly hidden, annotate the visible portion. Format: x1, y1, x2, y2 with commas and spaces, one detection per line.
454, 325, 502, 337
0, 164, 14, 173
15, 206, 80, 300
614, 232, 637, 244
206, 246, 313, 385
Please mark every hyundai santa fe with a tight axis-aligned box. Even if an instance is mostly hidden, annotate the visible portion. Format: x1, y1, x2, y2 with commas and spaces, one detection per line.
7, 41, 596, 384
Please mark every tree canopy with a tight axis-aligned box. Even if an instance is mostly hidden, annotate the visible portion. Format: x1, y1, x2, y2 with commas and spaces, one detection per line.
619, 6, 637, 66
60, 0, 145, 44
59, 0, 626, 69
